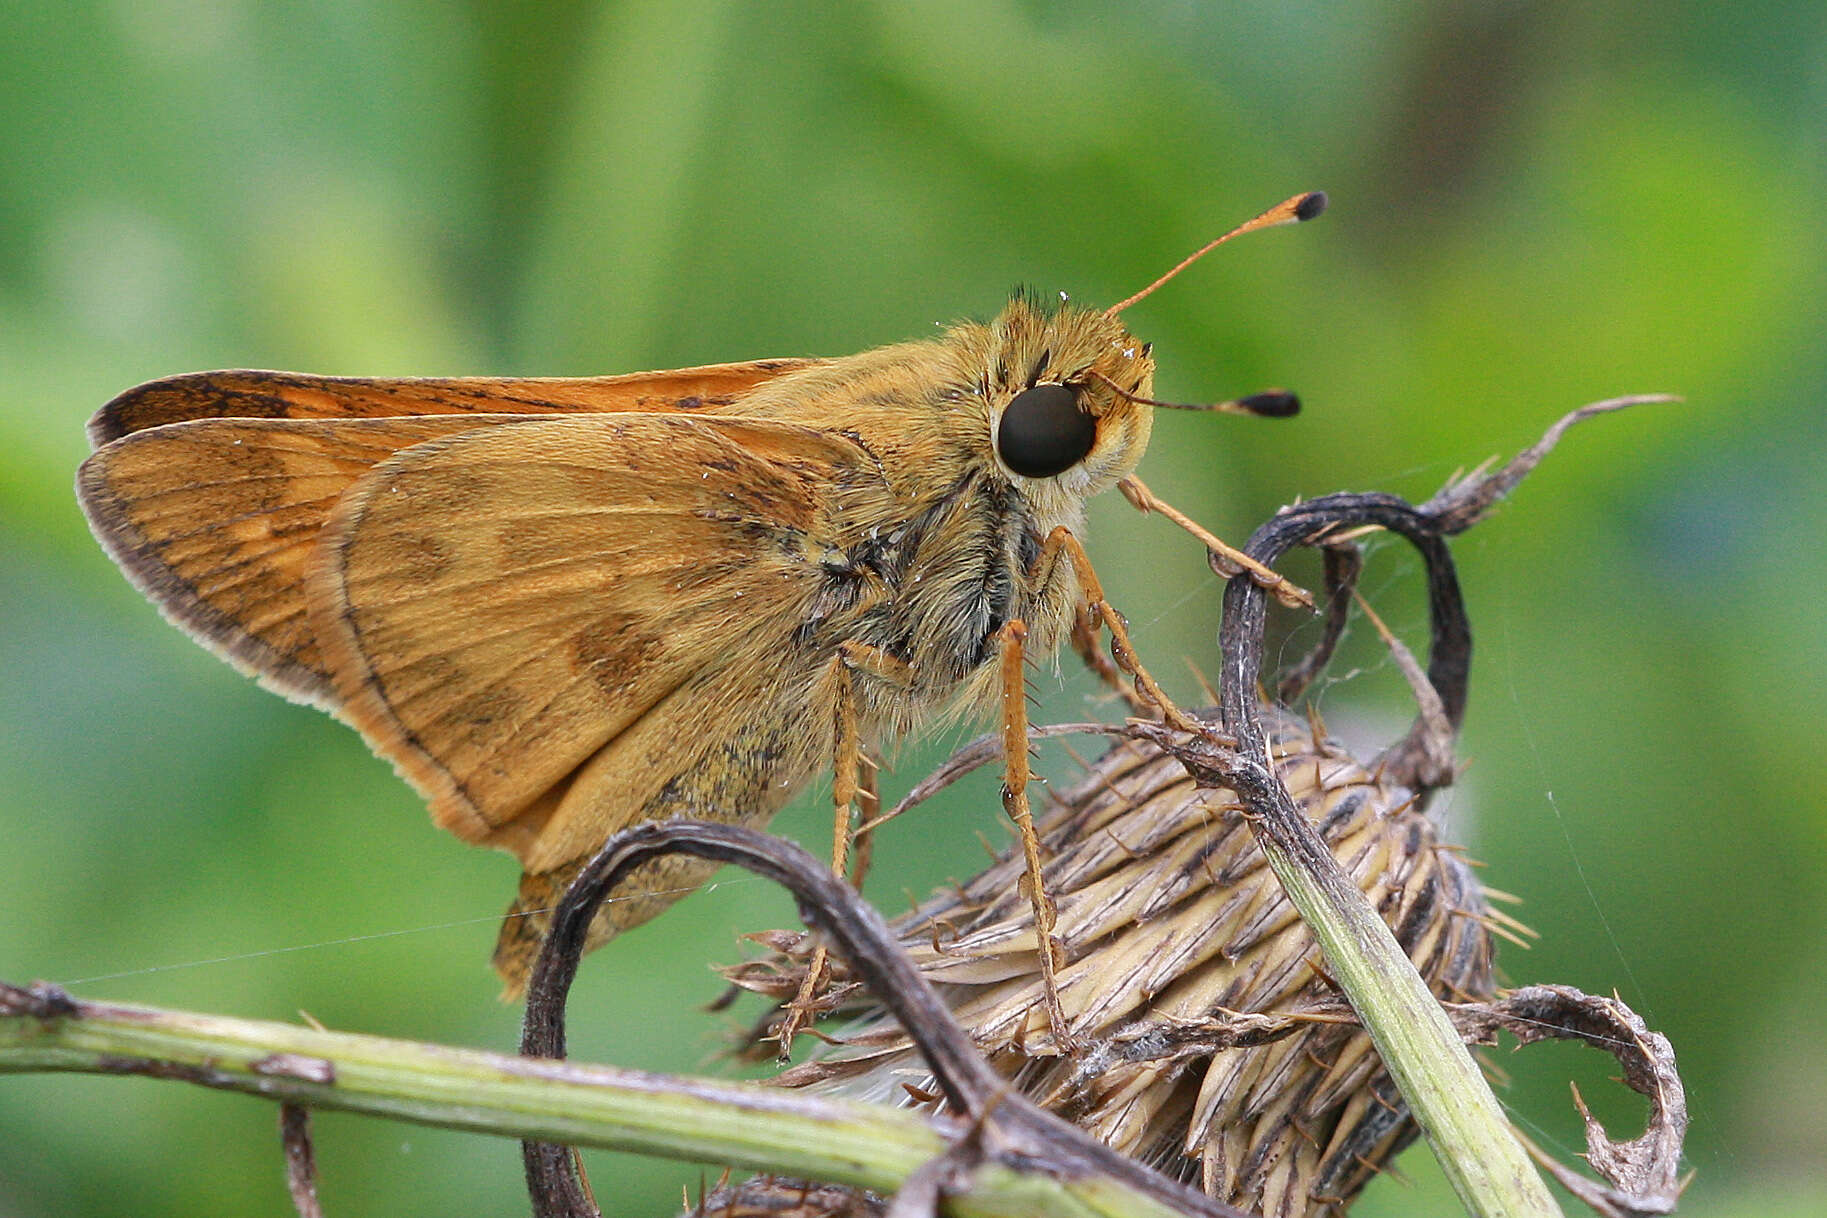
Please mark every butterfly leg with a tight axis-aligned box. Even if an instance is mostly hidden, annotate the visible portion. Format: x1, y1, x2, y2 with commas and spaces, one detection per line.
828, 642, 901, 898
849, 752, 881, 890
1118, 474, 1313, 610
1070, 602, 1151, 712
775, 643, 902, 1057
1036, 525, 1208, 735
996, 619, 1076, 1050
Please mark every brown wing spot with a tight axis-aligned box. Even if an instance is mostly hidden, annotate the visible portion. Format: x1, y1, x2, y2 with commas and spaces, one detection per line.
720, 464, 818, 523
573, 613, 664, 699
445, 683, 531, 749
384, 532, 457, 584
659, 394, 738, 409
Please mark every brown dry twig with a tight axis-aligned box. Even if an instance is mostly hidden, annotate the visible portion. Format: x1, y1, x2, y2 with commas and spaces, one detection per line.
519, 821, 1262, 1218
280, 1104, 324, 1218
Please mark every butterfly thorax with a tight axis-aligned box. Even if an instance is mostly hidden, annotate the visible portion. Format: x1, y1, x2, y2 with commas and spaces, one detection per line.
719, 294, 1157, 739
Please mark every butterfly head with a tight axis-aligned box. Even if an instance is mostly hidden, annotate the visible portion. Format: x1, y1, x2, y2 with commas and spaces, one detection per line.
981, 291, 1157, 507
979, 192, 1324, 513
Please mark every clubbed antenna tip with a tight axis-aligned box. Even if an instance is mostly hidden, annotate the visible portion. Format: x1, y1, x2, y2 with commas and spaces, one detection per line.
1235, 390, 1301, 418
1295, 190, 1328, 222
1106, 190, 1329, 316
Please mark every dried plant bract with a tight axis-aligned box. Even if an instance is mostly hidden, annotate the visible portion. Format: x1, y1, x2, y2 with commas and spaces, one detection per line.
724, 709, 1493, 1216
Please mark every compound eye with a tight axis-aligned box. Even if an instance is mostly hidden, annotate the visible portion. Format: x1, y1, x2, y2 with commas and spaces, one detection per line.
996, 383, 1095, 478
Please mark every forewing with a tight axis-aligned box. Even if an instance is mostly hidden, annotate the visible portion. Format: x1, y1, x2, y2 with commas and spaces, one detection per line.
89, 360, 826, 446
77, 414, 544, 709
307, 414, 889, 851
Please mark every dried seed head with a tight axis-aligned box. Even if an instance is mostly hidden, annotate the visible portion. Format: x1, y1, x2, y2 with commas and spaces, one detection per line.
715, 708, 1495, 1218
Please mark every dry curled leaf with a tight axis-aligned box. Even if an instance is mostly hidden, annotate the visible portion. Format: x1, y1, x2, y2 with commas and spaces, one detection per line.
1453, 986, 1687, 1217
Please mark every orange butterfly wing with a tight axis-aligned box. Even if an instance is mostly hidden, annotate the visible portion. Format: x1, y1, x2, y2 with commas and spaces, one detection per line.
77, 360, 823, 707
79, 360, 890, 989
78, 415, 547, 708
305, 413, 894, 865
88, 360, 825, 443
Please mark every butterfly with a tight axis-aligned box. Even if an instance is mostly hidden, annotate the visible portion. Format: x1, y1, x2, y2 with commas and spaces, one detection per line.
77, 192, 1323, 993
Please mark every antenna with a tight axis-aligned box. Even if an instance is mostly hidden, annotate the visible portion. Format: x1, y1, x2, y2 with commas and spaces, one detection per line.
1091, 371, 1300, 418
1105, 190, 1326, 317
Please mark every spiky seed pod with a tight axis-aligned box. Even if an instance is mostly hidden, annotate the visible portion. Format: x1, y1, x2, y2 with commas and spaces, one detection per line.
714, 708, 1496, 1218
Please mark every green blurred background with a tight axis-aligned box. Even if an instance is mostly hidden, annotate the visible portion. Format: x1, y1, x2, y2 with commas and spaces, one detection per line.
3, 3, 1822, 1215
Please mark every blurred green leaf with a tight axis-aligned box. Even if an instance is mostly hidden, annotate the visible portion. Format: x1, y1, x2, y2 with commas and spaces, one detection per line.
4, 3, 1823, 1215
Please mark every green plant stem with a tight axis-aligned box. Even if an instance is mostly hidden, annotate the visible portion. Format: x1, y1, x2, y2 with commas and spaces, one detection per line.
1253, 824, 1561, 1218
1197, 706, 1562, 1217
0, 987, 1187, 1218
1202, 440, 1648, 1218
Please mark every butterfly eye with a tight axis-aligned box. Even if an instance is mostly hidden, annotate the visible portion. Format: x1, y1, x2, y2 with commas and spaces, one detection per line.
996, 383, 1095, 478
